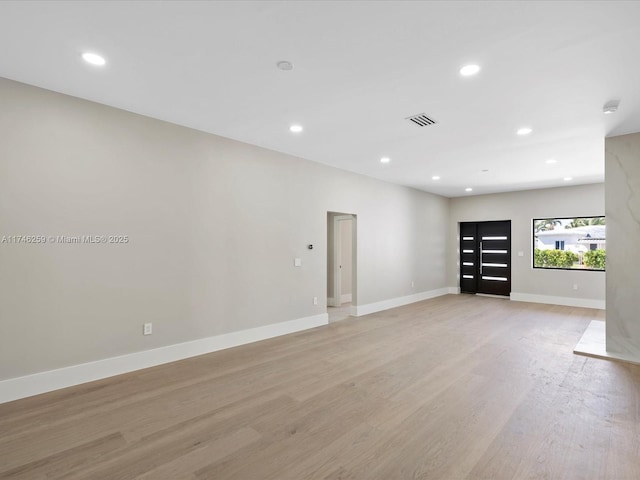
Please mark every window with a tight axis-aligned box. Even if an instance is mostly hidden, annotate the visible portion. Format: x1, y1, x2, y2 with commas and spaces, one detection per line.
533, 217, 605, 271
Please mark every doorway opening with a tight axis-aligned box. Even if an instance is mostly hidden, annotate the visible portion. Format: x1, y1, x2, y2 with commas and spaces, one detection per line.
327, 212, 357, 322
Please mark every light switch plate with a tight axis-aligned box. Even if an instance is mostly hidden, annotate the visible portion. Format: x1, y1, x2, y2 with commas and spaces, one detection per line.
294, 258, 302, 267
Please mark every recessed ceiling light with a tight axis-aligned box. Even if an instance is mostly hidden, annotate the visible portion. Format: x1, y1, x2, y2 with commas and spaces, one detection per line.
545, 159, 557, 164
432, 175, 440, 180
460, 64, 480, 76
517, 127, 532, 135
465, 187, 473, 192
289, 124, 303, 133
81, 52, 106, 66
380, 157, 391, 164
564, 177, 573, 181
480, 169, 489, 173
276, 60, 294, 71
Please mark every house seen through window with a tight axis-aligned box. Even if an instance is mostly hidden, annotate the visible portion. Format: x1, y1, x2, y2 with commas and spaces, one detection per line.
533, 217, 605, 271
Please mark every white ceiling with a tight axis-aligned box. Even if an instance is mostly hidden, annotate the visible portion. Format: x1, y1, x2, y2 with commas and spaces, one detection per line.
1, 1, 639, 197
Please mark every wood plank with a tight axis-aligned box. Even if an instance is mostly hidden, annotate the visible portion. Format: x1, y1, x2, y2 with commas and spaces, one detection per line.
1, 295, 637, 480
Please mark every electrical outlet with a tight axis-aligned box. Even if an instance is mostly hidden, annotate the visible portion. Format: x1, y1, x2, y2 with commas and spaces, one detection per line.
573, 284, 578, 290
143, 323, 153, 335
313, 296, 318, 305
411, 281, 415, 288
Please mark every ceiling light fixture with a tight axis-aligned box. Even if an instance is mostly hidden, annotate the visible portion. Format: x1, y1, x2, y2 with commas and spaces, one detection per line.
465, 187, 473, 192
81, 52, 106, 66
380, 157, 391, 164
603, 100, 620, 114
289, 124, 303, 133
517, 127, 532, 135
276, 60, 294, 71
480, 169, 489, 173
460, 64, 480, 76
564, 177, 573, 181
432, 175, 440, 180
546, 159, 557, 164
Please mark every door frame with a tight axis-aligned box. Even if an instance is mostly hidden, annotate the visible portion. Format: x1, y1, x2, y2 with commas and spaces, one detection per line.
329, 214, 357, 308
330, 214, 355, 307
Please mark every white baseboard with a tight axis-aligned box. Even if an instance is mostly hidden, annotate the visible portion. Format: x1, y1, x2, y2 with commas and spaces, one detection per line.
0, 313, 328, 405
510, 292, 605, 310
352, 287, 451, 316
448, 286, 461, 294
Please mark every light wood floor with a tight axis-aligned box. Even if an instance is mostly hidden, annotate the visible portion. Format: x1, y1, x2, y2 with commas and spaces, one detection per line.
1, 294, 638, 480
328, 302, 352, 323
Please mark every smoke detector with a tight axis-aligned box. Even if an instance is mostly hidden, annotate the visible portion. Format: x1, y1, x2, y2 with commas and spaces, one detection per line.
276, 60, 294, 71
603, 100, 620, 114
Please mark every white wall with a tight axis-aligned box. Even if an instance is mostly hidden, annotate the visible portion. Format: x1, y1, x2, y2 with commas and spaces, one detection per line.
0, 77, 450, 383
605, 132, 640, 360
448, 184, 605, 307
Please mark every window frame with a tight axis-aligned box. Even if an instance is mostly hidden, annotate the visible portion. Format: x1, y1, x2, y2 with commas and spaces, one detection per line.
532, 216, 606, 272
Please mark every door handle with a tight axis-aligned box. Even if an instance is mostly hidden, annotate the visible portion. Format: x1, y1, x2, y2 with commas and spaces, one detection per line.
480, 241, 483, 275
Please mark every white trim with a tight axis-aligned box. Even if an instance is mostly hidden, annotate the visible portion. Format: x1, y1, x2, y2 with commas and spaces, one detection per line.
0, 313, 328, 404
510, 292, 605, 310
352, 288, 450, 316
448, 287, 461, 294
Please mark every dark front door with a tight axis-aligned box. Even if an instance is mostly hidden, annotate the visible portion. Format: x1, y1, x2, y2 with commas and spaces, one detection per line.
460, 221, 511, 296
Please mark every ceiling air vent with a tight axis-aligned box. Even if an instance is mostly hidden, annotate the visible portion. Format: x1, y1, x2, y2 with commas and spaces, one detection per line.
406, 113, 437, 127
